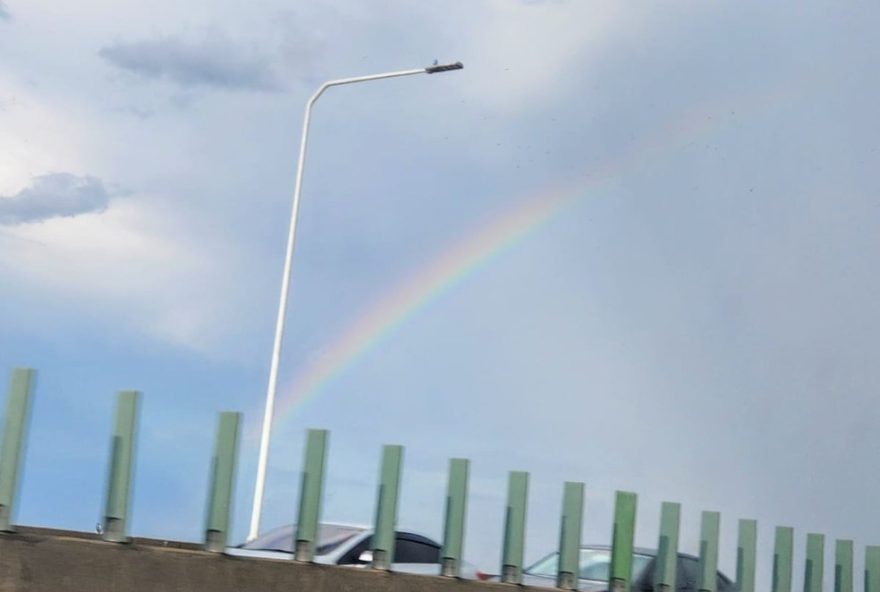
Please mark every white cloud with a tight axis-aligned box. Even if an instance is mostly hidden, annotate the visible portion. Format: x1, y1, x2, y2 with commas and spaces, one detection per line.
440, 1, 633, 111
0, 74, 97, 193
0, 198, 236, 350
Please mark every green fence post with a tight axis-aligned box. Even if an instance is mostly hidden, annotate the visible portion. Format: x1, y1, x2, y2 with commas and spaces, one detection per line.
102, 390, 140, 543
610, 491, 638, 592
501, 471, 529, 584
655, 502, 681, 592
294, 429, 328, 562
834, 540, 853, 592
737, 519, 758, 592
557, 481, 585, 590
699, 512, 721, 592
372, 444, 403, 570
204, 412, 241, 552
773, 527, 795, 592
441, 458, 469, 578
865, 546, 880, 592
0, 368, 36, 533
805, 534, 825, 592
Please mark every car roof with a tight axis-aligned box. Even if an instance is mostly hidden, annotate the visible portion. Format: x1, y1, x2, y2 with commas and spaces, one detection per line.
575, 543, 702, 563
242, 522, 440, 549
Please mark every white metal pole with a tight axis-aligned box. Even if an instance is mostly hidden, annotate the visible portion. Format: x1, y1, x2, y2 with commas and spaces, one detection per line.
247, 63, 463, 542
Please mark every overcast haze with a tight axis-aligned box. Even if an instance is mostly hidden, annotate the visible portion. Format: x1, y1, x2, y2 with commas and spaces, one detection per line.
1, 1, 879, 587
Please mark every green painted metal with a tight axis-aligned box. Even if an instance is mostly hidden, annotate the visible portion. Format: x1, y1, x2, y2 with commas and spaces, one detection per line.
865, 547, 880, 592
440, 458, 469, 578
371, 444, 403, 570
0, 368, 35, 532
294, 429, 329, 562
737, 519, 758, 592
500, 470, 529, 584
655, 502, 681, 592
834, 540, 853, 592
773, 527, 795, 592
102, 390, 140, 543
557, 481, 585, 590
805, 534, 825, 592
610, 491, 637, 592
698, 511, 721, 592
204, 412, 241, 553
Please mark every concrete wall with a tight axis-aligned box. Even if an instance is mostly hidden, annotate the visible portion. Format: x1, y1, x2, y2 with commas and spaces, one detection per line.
0, 527, 534, 592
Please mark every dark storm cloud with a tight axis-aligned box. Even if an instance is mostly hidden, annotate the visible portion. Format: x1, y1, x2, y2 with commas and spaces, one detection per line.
99, 33, 281, 92
0, 173, 112, 225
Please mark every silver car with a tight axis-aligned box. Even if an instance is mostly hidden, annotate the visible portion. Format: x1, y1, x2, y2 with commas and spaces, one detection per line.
501, 544, 735, 591
227, 522, 484, 579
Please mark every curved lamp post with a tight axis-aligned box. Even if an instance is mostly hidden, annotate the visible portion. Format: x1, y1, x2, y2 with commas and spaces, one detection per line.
248, 61, 464, 542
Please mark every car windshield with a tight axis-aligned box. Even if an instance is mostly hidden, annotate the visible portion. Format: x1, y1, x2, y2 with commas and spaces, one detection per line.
526, 548, 653, 582
241, 524, 365, 555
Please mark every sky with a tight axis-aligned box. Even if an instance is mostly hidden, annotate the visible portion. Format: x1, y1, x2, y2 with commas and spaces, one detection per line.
1, 0, 879, 586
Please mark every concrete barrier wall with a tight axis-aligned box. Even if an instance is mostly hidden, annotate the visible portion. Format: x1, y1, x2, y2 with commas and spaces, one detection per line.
0, 527, 535, 592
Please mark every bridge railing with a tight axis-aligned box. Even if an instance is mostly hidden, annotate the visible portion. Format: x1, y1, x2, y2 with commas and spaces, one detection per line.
1, 366, 878, 591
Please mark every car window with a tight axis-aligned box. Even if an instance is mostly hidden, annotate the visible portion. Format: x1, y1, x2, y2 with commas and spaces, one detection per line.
526, 549, 652, 582
337, 533, 441, 565
394, 538, 441, 564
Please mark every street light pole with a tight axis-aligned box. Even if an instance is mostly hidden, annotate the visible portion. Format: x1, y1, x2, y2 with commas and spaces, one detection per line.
248, 62, 464, 543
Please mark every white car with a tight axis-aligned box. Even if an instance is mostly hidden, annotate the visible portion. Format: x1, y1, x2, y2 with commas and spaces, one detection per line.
227, 522, 485, 580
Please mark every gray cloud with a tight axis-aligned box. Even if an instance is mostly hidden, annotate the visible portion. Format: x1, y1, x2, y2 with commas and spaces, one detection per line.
99, 32, 281, 92
0, 1, 10, 20
0, 173, 112, 225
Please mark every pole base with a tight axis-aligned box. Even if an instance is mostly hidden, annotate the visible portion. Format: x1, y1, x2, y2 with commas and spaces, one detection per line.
501, 564, 520, 584
204, 529, 226, 553
294, 540, 313, 562
441, 557, 458, 578
0, 505, 13, 533
371, 549, 390, 571
557, 571, 577, 589
101, 517, 129, 543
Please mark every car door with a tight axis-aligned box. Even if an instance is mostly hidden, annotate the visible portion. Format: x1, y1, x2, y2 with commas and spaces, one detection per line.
677, 556, 733, 592
628, 555, 699, 592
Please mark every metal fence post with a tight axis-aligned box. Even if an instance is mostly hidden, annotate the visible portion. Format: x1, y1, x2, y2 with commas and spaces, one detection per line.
204, 412, 241, 552
656, 502, 681, 592
501, 471, 529, 584
557, 481, 585, 590
372, 444, 403, 570
737, 519, 758, 592
805, 534, 825, 592
773, 527, 795, 592
102, 390, 140, 543
441, 458, 469, 578
699, 511, 721, 592
0, 368, 36, 532
610, 491, 638, 592
295, 429, 328, 562
834, 540, 853, 592
865, 546, 880, 592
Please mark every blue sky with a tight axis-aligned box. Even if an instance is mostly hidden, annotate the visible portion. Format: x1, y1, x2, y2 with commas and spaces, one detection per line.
1, 0, 879, 584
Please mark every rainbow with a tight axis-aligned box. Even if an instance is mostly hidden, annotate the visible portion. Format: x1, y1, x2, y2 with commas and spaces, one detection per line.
271, 171, 615, 427
271, 85, 792, 428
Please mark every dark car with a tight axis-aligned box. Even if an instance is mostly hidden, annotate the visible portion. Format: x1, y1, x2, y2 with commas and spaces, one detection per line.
504, 544, 735, 591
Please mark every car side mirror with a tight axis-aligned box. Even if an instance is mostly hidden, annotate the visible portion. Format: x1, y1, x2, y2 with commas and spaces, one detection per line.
358, 550, 374, 564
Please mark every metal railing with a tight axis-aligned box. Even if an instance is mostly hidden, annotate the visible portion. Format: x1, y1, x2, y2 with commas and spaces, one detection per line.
1, 366, 879, 591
